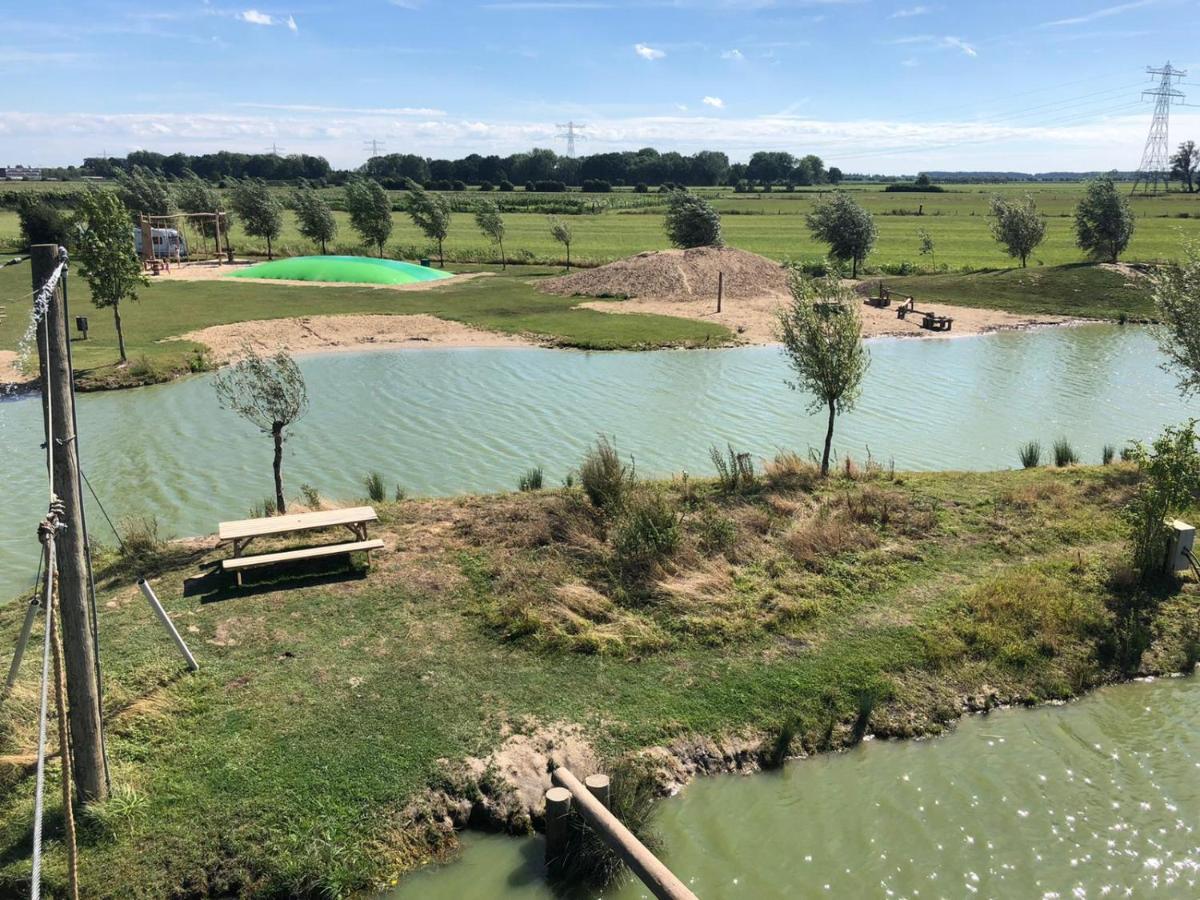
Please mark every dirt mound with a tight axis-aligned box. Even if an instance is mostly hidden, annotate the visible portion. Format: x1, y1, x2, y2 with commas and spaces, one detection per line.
540, 246, 790, 302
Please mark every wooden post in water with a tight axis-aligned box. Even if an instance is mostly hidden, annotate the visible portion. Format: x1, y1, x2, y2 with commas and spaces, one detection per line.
717, 271, 723, 313
552, 767, 697, 900
31, 244, 108, 803
545, 786, 572, 866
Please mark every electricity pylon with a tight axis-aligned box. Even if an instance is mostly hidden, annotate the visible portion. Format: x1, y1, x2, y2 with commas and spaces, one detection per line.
1132, 62, 1186, 194
556, 121, 587, 158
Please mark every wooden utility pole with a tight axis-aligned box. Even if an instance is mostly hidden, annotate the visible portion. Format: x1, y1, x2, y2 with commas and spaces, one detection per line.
31, 244, 108, 803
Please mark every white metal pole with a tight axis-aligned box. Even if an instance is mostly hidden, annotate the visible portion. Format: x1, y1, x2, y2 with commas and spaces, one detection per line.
2, 598, 40, 695
137, 579, 198, 671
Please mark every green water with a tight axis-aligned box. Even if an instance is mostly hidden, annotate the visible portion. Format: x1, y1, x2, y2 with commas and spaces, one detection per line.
0, 325, 1192, 601
391, 676, 1200, 899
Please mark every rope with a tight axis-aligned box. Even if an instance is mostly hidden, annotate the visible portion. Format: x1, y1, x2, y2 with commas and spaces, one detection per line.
50, 604, 80, 900
30, 509, 62, 900
81, 468, 126, 555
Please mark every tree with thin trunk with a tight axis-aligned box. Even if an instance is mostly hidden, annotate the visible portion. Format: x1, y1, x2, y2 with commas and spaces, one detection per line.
174, 172, 232, 255
116, 165, 174, 218
293, 185, 337, 254
917, 227, 935, 268
1151, 241, 1200, 396
402, 178, 450, 266
988, 193, 1047, 268
775, 272, 870, 476
1171, 140, 1199, 193
212, 348, 309, 515
474, 198, 507, 269
229, 178, 283, 259
1074, 177, 1134, 263
805, 191, 875, 278
345, 178, 393, 257
73, 190, 148, 365
549, 216, 573, 270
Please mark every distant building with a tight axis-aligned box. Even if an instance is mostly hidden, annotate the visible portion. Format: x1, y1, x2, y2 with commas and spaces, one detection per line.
1, 166, 43, 181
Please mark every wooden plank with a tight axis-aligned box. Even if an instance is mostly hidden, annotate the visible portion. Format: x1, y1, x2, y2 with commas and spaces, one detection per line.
221, 539, 384, 572
219, 506, 377, 541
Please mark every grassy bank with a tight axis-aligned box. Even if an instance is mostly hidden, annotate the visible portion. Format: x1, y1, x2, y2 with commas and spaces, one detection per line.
0, 263, 730, 390
0, 459, 1196, 898
879, 263, 1156, 321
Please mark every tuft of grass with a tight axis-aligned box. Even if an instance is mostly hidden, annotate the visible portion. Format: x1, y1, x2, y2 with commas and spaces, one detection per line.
693, 505, 737, 556
764, 451, 820, 492
784, 507, 878, 570
299, 483, 321, 509
363, 471, 387, 503
1053, 438, 1079, 468
114, 514, 166, 572
81, 784, 150, 840
394, 484, 407, 502
1102, 444, 1115, 465
709, 443, 756, 494
1018, 440, 1042, 469
518, 466, 544, 492
761, 717, 801, 769
611, 489, 681, 580
580, 436, 635, 512
247, 496, 277, 518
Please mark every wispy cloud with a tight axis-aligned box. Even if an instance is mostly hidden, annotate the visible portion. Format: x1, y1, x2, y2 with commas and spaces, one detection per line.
890, 5, 931, 18
721, 48, 744, 60
236, 102, 446, 116
702, 96, 725, 108
240, 9, 273, 25
940, 35, 976, 56
286, 15, 298, 32
482, 1, 611, 7
1041, 0, 1154, 28
884, 33, 976, 56
634, 42, 665, 60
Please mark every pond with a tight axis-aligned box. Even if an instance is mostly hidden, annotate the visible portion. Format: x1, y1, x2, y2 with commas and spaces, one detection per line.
389, 675, 1200, 899
0, 325, 1190, 601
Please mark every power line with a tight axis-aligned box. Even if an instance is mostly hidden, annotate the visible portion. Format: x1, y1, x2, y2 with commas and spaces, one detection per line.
556, 121, 587, 158
1132, 62, 1187, 194
265, 142, 285, 156
362, 137, 387, 158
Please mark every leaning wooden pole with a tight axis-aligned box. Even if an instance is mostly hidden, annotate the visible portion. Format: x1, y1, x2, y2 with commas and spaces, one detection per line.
32, 244, 108, 803
551, 767, 697, 900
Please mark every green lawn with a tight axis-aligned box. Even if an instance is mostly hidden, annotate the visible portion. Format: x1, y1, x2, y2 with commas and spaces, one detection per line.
879, 263, 1157, 321
0, 464, 1194, 898
0, 263, 730, 389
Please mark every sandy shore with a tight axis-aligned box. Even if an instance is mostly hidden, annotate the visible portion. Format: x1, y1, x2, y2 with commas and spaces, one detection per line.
0, 350, 26, 389
577, 294, 1071, 343
148, 260, 485, 292
179, 314, 533, 362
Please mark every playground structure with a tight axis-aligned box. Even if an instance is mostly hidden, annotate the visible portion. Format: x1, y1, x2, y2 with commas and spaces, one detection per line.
137, 211, 231, 272
867, 283, 954, 332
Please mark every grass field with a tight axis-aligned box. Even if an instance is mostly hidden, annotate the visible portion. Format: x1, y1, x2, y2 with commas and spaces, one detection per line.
0, 462, 1194, 898
0, 263, 730, 389
5, 181, 1200, 270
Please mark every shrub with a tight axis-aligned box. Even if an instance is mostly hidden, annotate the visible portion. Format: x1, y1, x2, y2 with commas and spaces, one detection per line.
764, 451, 819, 492
499, 180, 514, 192
1018, 440, 1042, 468
478, 180, 494, 192
694, 506, 737, 555
299, 483, 321, 509
579, 436, 635, 511
635, 182, 649, 193
709, 443, 755, 493
524, 181, 536, 192
363, 471, 386, 502
535, 180, 567, 192
611, 489, 681, 578
581, 179, 612, 193
663, 190, 722, 248
1101, 444, 1115, 465
1123, 421, 1200, 581
394, 484, 407, 502
451, 179, 467, 192
518, 466, 544, 492
116, 514, 165, 571
1052, 438, 1078, 467
248, 497, 276, 518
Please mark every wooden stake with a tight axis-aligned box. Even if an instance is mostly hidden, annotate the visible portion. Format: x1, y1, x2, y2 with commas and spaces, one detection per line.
544, 786, 572, 866
32, 245, 108, 803
717, 271, 723, 313
585, 773, 611, 809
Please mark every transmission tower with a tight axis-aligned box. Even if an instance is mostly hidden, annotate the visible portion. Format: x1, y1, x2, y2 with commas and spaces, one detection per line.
556, 121, 587, 158
1132, 62, 1186, 194
363, 138, 387, 158
265, 141, 285, 156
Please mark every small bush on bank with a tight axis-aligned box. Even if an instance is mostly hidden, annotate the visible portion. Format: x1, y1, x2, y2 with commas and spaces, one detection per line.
693, 505, 737, 555
363, 471, 386, 502
611, 489, 681, 579
709, 444, 755, 493
1019, 440, 1042, 468
518, 466, 544, 492
299, 483, 321, 509
248, 497, 277, 518
1053, 438, 1079, 467
579, 436, 635, 511
764, 451, 820, 492
1102, 444, 1115, 465
116, 514, 165, 571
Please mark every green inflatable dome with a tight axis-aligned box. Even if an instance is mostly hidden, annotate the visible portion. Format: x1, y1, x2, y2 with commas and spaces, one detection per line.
227, 256, 453, 285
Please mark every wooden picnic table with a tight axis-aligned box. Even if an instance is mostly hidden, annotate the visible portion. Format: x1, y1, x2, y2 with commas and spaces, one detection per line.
218, 506, 382, 585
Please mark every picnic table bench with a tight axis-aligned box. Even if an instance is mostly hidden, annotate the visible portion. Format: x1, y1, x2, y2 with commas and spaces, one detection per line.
218, 506, 383, 585
895, 298, 953, 332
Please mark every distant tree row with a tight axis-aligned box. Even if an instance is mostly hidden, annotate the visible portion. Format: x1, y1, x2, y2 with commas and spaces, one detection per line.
85, 150, 333, 183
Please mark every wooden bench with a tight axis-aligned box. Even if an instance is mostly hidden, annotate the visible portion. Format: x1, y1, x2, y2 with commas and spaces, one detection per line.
218, 506, 381, 585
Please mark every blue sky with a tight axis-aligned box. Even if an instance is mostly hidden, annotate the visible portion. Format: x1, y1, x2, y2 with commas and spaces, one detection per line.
5, 0, 1200, 172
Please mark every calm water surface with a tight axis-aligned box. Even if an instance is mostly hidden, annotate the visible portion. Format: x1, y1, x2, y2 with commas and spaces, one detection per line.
0, 325, 1191, 600
390, 676, 1200, 899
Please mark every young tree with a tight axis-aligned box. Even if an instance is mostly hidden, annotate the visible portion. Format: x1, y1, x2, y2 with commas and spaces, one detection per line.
775, 272, 870, 477
116, 165, 174, 218
73, 190, 149, 364
293, 185, 337, 254
663, 191, 722, 248
474, 198, 507, 269
988, 193, 1047, 268
549, 216, 574, 270
345, 178, 393, 257
805, 191, 876, 278
174, 172, 232, 253
1075, 177, 1135, 263
1151, 242, 1200, 396
401, 179, 450, 266
229, 178, 283, 259
917, 228, 935, 268
212, 349, 309, 516
1171, 140, 1199, 193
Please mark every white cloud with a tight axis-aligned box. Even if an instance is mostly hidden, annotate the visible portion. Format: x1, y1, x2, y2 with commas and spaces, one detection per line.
1041, 0, 1154, 27
940, 35, 975, 56
890, 5, 931, 17
702, 96, 725, 108
721, 48, 744, 60
286, 14, 298, 32
240, 9, 273, 25
676, 103, 689, 111
634, 43, 665, 60
901, 57, 919, 67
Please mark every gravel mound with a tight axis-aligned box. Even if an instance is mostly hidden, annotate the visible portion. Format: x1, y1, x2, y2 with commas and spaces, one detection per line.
540, 246, 790, 302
